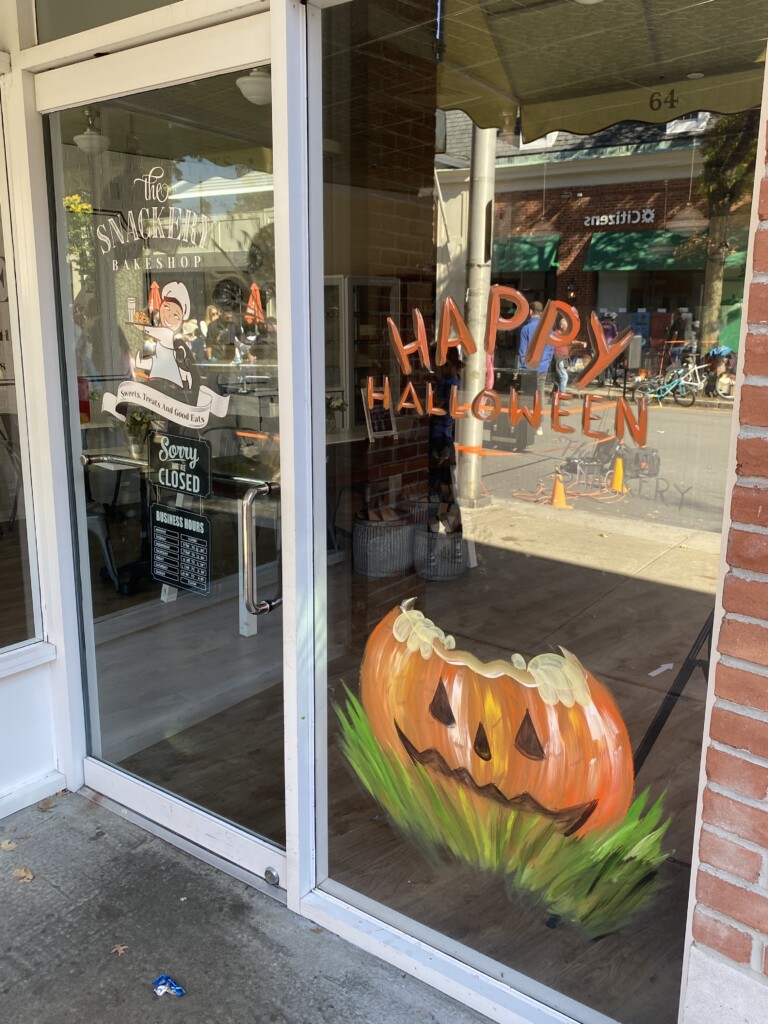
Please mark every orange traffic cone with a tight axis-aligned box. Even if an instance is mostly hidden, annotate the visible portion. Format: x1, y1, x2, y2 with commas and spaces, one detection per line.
548, 473, 573, 509
610, 457, 629, 494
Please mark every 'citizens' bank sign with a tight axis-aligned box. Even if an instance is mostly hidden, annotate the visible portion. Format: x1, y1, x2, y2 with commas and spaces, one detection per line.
97, 166, 214, 271
584, 208, 656, 228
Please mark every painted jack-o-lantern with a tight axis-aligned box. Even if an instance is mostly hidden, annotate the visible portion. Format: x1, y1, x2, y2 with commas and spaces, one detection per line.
360, 600, 634, 836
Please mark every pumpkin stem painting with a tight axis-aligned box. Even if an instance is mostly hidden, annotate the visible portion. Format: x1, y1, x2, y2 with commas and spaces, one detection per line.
337, 599, 671, 937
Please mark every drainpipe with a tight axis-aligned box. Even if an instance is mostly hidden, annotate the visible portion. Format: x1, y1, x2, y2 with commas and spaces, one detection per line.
456, 124, 496, 506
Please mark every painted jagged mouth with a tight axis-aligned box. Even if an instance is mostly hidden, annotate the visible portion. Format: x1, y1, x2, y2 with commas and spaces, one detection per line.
394, 721, 597, 837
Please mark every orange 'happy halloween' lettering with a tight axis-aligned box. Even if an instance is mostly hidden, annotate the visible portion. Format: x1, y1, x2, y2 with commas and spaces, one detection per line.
507, 389, 542, 429
582, 394, 611, 440
552, 392, 576, 434
616, 396, 648, 445
524, 300, 580, 368
574, 314, 633, 389
396, 381, 425, 415
426, 384, 447, 416
437, 296, 477, 366
387, 309, 431, 374
470, 389, 502, 421
484, 286, 529, 356
367, 377, 391, 409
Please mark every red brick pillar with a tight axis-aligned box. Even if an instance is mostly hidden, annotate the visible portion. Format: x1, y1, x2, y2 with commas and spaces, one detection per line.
684, 172, 768, 1021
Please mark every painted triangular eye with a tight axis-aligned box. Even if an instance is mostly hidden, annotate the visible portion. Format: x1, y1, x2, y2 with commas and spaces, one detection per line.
473, 722, 492, 761
515, 710, 546, 760
429, 680, 455, 726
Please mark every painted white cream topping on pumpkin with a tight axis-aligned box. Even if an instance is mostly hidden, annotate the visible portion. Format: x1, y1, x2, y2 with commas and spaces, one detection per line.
394, 601, 592, 708
393, 606, 457, 659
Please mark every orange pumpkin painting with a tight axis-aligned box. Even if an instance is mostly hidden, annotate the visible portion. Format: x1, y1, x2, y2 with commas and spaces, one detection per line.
360, 599, 635, 837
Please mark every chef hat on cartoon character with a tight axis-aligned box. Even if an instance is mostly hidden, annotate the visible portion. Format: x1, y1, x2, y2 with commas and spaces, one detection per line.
161, 282, 190, 320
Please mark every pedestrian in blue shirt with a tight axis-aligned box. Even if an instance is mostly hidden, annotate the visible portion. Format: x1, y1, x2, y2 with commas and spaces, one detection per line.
517, 300, 552, 436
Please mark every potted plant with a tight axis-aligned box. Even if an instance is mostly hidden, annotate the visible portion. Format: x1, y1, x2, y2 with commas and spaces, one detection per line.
124, 407, 155, 458
325, 394, 348, 433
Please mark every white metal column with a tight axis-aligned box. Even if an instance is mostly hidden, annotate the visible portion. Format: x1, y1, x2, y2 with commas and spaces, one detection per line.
457, 124, 496, 505
271, 0, 319, 908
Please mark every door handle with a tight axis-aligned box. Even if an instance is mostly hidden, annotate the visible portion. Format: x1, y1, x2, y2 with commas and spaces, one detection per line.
80, 452, 148, 468
241, 483, 282, 615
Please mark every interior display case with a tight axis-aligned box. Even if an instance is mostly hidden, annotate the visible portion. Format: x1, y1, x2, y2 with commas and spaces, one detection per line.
323, 277, 347, 432
324, 276, 400, 431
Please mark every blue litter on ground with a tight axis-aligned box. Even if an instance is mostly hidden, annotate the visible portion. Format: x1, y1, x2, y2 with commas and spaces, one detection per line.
152, 974, 186, 997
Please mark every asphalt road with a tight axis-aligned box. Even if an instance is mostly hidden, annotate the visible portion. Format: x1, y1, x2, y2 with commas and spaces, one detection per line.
475, 401, 735, 534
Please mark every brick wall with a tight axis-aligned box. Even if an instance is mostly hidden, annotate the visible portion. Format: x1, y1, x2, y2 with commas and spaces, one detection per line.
690, 161, 768, 989
495, 179, 698, 311
324, 2, 438, 650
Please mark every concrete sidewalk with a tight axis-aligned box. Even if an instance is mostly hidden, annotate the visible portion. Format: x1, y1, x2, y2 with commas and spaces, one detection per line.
0, 792, 486, 1024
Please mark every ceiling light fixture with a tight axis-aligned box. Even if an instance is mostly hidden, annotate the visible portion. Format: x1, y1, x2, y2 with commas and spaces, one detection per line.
73, 107, 109, 155
529, 156, 553, 244
665, 139, 709, 236
572, 0, 608, 5
235, 67, 272, 105
499, 110, 521, 146
648, 181, 675, 257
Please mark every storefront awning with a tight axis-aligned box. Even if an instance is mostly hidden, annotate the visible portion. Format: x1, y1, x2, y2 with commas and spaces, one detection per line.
492, 234, 560, 273
583, 228, 748, 272
437, 0, 766, 141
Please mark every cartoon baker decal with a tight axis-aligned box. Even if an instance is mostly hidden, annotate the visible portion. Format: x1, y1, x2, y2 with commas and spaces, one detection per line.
131, 281, 194, 390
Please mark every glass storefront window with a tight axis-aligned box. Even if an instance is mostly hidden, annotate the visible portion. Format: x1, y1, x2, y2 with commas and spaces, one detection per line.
35, 1, 179, 44
319, 3, 760, 1023
0, 132, 38, 650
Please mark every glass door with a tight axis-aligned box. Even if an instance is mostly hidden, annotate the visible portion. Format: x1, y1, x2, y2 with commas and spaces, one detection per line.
46, 19, 287, 879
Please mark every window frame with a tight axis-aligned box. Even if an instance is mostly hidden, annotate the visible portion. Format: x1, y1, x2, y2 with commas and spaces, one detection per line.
0, 69, 47, 658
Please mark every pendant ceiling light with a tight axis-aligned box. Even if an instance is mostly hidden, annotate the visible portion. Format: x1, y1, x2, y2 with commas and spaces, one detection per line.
665, 203, 709, 236
529, 156, 553, 245
499, 110, 521, 147
235, 67, 272, 105
73, 107, 109, 155
665, 139, 709, 236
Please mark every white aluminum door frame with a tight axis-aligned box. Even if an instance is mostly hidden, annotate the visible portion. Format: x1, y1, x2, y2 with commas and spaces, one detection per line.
0, 60, 47, 652
32, 8, 300, 886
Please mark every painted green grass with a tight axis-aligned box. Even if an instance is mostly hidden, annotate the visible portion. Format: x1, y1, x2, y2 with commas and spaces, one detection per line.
337, 690, 671, 937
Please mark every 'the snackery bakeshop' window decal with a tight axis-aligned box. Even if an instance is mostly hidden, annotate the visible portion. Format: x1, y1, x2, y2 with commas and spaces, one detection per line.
102, 278, 230, 430
98, 167, 233, 431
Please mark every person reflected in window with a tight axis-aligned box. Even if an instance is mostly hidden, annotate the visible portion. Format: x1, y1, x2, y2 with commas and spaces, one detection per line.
552, 314, 571, 395
428, 348, 461, 493
517, 300, 551, 436
117, 328, 135, 380
665, 308, 689, 368
598, 311, 620, 384
600, 310, 618, 344
207, 309, 243, 362
180, 319, 205, 363
200, 304, 220, 359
